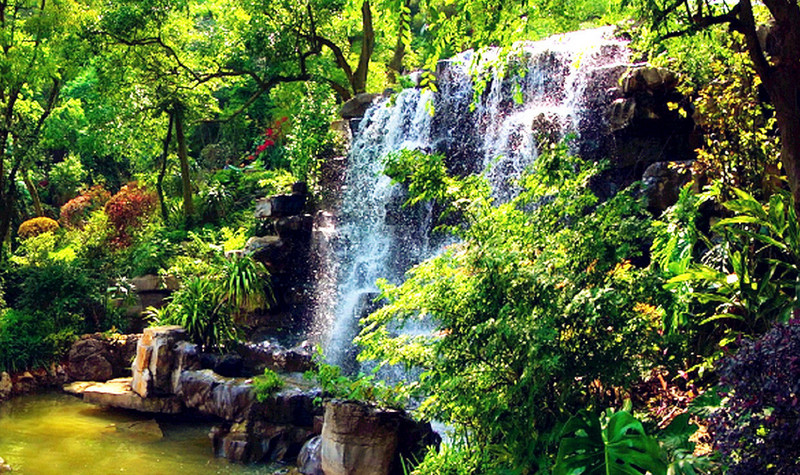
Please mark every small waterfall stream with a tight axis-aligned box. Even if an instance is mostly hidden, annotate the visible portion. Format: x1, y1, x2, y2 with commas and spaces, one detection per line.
315, 27, 631, 369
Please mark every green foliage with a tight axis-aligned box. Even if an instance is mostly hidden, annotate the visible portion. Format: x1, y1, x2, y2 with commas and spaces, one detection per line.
554, 407, 712, 475
667, 187, 800, 338
359, 145, 675, 471
152, 253, 271, 350
0, 309, 58, 373
150, 276, 237, 351
554, 404, 667, 475
253, 368, 285, 402
304, 362, 408, 409
126, 225, 179, 277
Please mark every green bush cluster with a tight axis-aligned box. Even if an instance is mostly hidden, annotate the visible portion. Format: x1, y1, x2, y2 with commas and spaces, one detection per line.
359, 146, 681, 471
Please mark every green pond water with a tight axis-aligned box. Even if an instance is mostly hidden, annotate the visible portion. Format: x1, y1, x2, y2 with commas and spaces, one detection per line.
0, 392, 277, 475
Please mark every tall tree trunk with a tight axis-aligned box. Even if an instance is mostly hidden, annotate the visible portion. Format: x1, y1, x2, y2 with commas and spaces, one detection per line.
352, 0, 374, 94
157, 112, 174, 221
174, 106, 195, 219
23, 169, 44, 217
769, 74, 800, 207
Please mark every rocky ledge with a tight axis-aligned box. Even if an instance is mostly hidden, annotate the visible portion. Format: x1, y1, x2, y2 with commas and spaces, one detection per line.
61, 325, 439, 474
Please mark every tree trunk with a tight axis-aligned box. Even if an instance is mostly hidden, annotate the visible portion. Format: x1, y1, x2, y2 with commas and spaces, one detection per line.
23, 169, 44, 217
157, 112, 174, 221
352, 0, 374, 94
174, 106, 195, 219
768, 73, 800, 207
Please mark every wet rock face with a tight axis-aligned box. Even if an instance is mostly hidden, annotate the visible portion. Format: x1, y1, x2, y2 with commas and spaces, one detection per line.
642, 160, 695, 212
208, 386, 323, 464
176, 369, 256, 422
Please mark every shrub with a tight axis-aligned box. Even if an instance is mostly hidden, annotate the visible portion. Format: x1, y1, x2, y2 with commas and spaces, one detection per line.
59, 185, 111, 229
104, 182, 157, 247
7, 259, 106, 331
18, 217, 60, 240
150, 277, 237, 351
358, 147, 674, 471
709, 320, 800, 474
0, 309, 57, 372
151, 253, 271, 351
253, 368, 285, 402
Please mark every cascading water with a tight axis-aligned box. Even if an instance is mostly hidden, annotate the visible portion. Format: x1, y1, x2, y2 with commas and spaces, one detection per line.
315, 27, 631, 369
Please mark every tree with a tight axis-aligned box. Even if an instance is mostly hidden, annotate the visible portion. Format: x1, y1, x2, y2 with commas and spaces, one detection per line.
0, 0, 85, 246
641, 0, 800, 205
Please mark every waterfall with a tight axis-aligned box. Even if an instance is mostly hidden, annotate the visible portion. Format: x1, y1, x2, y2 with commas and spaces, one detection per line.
314, 27, 631, 369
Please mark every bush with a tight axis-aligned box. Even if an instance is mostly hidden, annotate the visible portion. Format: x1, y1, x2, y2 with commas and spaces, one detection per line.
358, 147, 675, 471
104, 182, 157, 247
7, 259, 105, 331
709, 320, 800, 474
0, 309, 57, 372
59, 185, 111, 229
151, 254, 270, 350
253, 368, 285, 402
18, 217, 60, 240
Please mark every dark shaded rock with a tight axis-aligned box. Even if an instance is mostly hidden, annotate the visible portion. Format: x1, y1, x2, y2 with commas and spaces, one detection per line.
215, 353, 244, 378
609, 66, 697, 171
275, 215, 314, 241
66, 333, 140, 382
642, 160, 695, 212
340, 93, 379, 119
238, 341, 314, 374
67, 338, 114, 382
255, 194, 306, 219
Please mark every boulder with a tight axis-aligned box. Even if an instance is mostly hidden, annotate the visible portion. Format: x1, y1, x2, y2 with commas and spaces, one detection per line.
320, 401, 401, 475
66, 338, 114, 382
297, 436, 324, 475
608, 65, 696, 171
319, 400, 440, 475
255, 194, 306, 219
66, 378, 183, 414
642, 160, 695, 212
340, 93, 379, 119
621, 66, 678, 95
211, 419, 315, 464
131, 326, 188, 398
238, 340, 314, 374
66, 333, 140, 382
176, 369, 256, 422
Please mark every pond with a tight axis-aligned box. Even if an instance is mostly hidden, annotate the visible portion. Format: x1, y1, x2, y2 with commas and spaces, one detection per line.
0, 392, 278, 475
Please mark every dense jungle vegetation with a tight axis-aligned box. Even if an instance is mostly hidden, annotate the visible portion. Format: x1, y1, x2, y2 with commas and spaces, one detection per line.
1, 0, 800, 473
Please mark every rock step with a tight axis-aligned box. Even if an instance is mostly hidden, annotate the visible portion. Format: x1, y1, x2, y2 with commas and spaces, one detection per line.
64, 378, 183, 414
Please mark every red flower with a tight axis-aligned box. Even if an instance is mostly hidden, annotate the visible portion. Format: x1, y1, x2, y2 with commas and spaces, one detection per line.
266, 128, 274, 137
256, 143, 268, 153
263, 139, 274, 147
